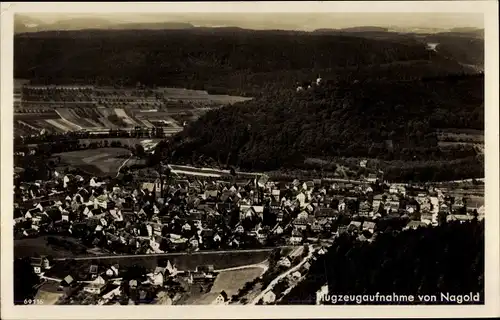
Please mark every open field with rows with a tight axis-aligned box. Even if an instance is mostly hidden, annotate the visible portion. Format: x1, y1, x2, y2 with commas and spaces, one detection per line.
14, 108, 186, 137
15, 107, 152, 133
14, 83, 251, 137
436, 128, 484, 152
55, 148, 132, 176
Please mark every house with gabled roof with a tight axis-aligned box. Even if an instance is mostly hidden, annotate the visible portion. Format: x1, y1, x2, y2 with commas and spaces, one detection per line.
404, 220, 428, 230
150, 266, 165, 286
347, 221, 362, 233
290, 229, 302, 245
214, 291, 229, 304
272, 224, 284, 235
84, 275, 109, 295
302, 181, 315, 191
446, 214, 479, 223
358, 201, 372, 216
293, 216, 314, 231
362, 221, 376, 233
277, 256, 292, 268
296, 192, 307, 208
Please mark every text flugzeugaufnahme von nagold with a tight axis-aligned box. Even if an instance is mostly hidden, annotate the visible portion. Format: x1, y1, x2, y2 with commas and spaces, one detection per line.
317, 292, 481, 304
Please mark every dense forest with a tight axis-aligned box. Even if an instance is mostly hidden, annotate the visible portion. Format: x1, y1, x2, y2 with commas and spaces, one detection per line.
14, 29, 476, 96
168, 74, 484, 181
15, 29, 484, 181
280, 220, 484, 305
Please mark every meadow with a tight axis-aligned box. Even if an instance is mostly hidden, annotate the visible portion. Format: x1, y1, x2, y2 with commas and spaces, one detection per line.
55, 148, 132, 176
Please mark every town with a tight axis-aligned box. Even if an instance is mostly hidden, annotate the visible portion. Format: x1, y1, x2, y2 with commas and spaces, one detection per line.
14, 153, 485, 305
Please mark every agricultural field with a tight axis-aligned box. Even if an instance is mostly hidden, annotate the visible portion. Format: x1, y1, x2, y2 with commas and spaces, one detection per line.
55, 148, 132, 177
436, 128, 484, 151
14, 107, 156, 135
159, 87, 252, 104
78, 137, 163, 148
176, 267, 265, 305
35, 281, 65, 305
14, 106, 188, 138
208, 267, 264, 299
14, 83, 251, 138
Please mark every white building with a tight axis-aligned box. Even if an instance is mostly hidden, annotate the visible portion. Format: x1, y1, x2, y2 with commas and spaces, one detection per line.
263, 291, 276, 304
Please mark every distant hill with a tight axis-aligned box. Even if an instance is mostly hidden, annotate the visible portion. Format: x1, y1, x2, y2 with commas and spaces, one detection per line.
14, 16, 195, 33
112, 22, 195, 30
47, 18, 118, 30
314, 26, 389, 33
449, 27, 484, 36
311, 28, 484, 69
14, 15, 46, 33
16, 29, 469, 95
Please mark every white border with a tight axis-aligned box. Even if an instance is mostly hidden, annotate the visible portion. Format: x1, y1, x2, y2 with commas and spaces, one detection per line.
1, 1, 499, 319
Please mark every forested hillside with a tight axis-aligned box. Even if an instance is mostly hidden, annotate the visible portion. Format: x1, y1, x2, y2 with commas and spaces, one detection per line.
169, 74, 484, 181
15, 29, 484, 181
14, 29, 473, 96
424, 34, 484, 68
280, 220, 484, 305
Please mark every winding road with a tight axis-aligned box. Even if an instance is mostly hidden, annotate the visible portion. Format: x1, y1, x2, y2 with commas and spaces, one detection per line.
250, 244, 314, 305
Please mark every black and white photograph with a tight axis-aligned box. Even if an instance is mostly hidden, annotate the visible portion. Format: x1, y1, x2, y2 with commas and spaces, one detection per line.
1, 1, 499, 319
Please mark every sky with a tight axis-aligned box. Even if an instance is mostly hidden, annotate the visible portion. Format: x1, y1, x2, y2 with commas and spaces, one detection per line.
19, 12, 484, 31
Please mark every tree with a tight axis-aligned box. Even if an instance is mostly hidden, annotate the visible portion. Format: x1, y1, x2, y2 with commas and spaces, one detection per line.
14, 258, 40, 304
123, 264, 147, 281
135, 144, 145, 158
269, 248, 281, 267
281, 221, 484, 305
472, 209, 479, 220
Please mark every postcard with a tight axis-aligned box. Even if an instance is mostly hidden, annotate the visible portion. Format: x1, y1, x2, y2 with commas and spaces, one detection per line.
1, 1, 498, 319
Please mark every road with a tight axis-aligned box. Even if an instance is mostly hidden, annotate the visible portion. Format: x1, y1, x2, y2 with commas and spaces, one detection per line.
116, 153, 133, 177
168, 164, 265, 178
250, 244, 314, 305
53, 246, 298, 261
215, 261, 269, 273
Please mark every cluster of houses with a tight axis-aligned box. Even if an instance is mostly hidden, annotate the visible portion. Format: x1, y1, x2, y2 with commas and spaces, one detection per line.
33, 253, 222, 305
16, 165, 484, 305
15, 166, 485, 258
